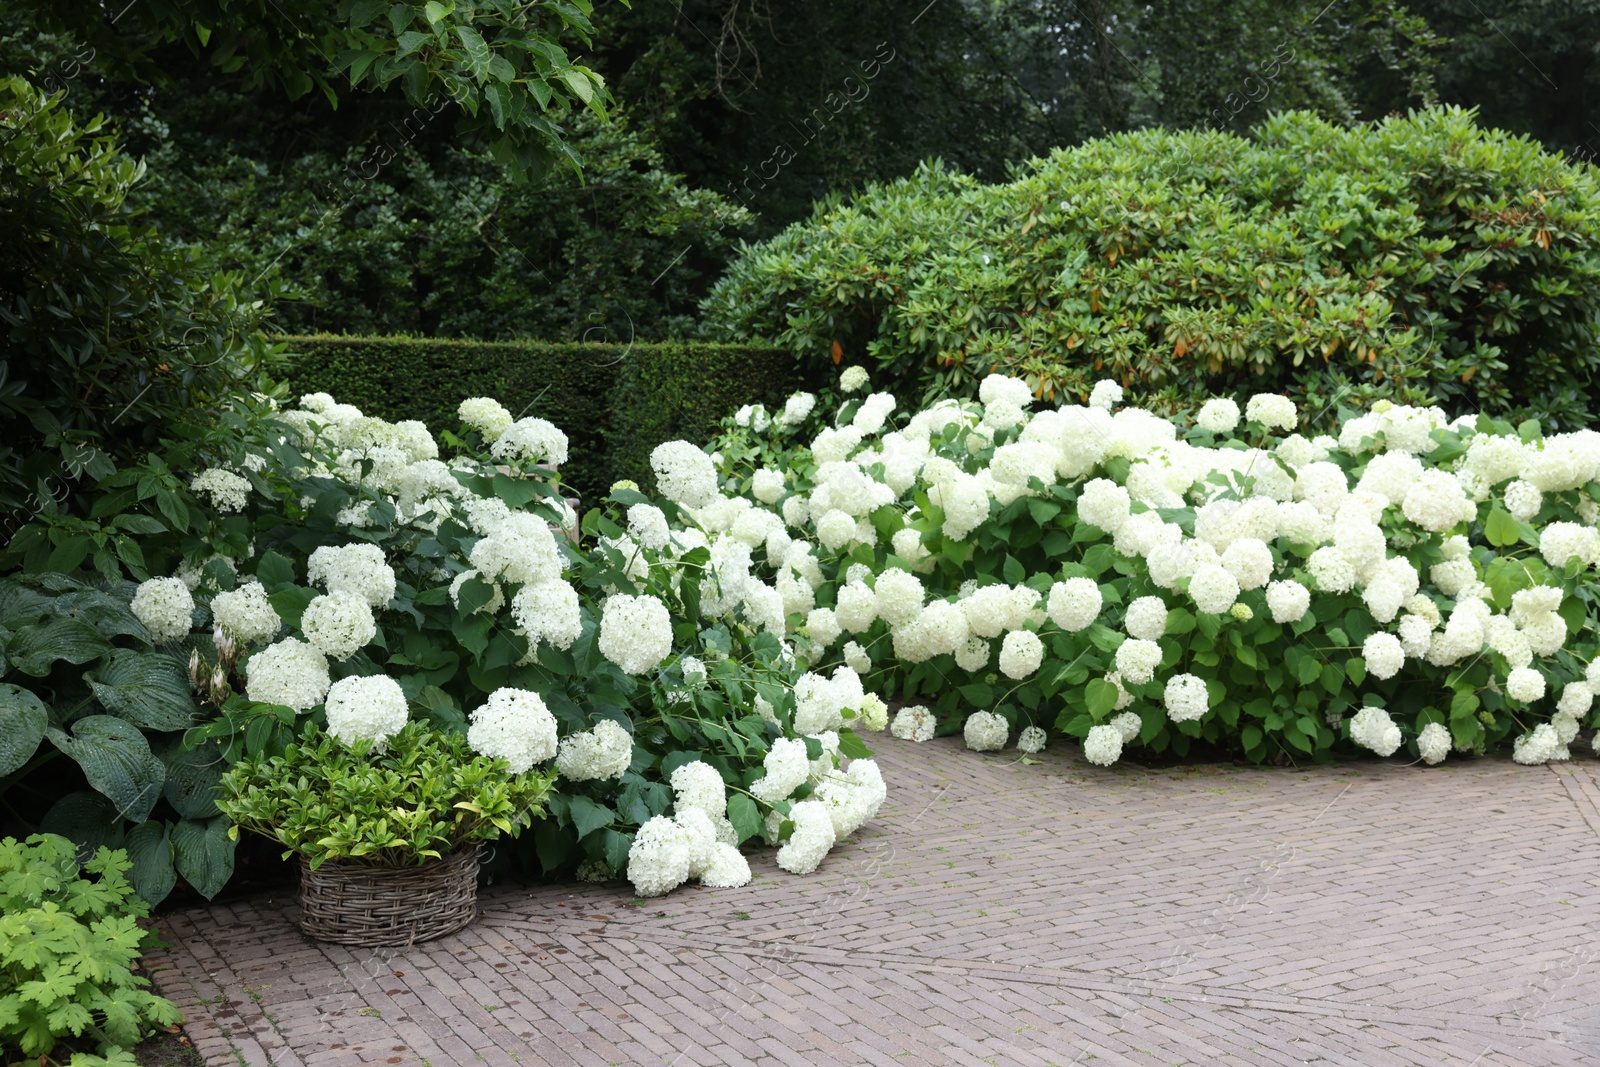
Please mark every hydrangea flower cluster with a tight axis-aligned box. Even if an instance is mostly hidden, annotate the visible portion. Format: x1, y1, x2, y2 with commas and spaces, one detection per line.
130, 577, 195, 644
466, 688, 558, 773
324, 674, 409, 746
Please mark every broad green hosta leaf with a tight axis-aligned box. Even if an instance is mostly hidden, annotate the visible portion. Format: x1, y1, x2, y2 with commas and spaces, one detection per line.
45, 716, 165, 824
0, 682, 47, 776
39, 791, 126, 857
171, 816, 235, 899
87, 650, 197, 731
55, 588, 151, 643
155, 738, 227, 819
5, 618, 114, 676
0, 583, 53, 629
124, 820, 175, 905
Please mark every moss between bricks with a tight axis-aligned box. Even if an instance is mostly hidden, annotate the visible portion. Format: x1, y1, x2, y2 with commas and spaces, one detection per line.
281, 336, 818, 506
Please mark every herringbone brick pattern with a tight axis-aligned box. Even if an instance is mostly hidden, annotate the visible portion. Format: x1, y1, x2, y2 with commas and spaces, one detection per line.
146, 739, 1600, 1066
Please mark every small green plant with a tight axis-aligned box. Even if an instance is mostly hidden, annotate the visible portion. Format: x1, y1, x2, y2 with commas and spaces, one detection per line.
0, 833, 183, 1065
218, 722, 556, 869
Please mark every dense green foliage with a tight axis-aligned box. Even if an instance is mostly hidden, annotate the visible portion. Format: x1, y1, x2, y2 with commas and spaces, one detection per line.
220, 722, 554, 868
280, 336, 812, 501
0, 75, 280, 514
704, 108, 1600, 427
0, 834, 182, 1065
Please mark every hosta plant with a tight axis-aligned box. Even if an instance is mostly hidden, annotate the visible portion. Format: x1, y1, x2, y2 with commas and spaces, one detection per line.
0, 833, 182, 1066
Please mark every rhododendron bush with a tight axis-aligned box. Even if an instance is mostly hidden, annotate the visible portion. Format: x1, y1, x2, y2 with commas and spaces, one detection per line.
702, 367, 1600, 768
22, 394, 888, 899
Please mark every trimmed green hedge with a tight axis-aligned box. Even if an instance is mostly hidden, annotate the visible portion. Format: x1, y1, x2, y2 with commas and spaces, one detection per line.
280, 336, 810, 502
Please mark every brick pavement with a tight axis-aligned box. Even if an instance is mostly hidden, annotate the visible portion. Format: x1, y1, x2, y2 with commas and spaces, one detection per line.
145, 738, 1600, 1066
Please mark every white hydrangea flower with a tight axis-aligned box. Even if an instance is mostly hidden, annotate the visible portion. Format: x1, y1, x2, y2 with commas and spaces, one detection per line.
1163, 673, 1210, 723
300, 591, 377, 660
1513, 723, 1565, 765
598, 594, 672, 675
1196, 398, 1241, 434
245, 637, 331, 711
131, 577, 195, 644
891, 705, 937, 742
933, 473, 991, 541
1360, 632, 1405, 680
774, 391, 817, 431
1048, 578, 1102, 632
1350, 706, 1402, 757
751, 738, 813, 802
751, 468, 787, 505
839, 366, 870, 393
1265, 579, 1310, 624
835, 581, 878, 633
491, 417, 569, 467
1400, 469, 1475, 532
853, 392, 897, 435
209, 581, 280, 645
449, 570, 505, 616
1123, 596, 1168, 642
459, 397, 513, 438
670, 761, 728, 819
1246, 393, 1297, 431
509, 575, 584, 651
998, 630, 1044, 679
804, 607, 841, 650
1504, 479, 1542, 522
1219, 538, 1273, 591
1558, 682, 1594, 718
873, 568, 924, 629
1083, 724, 1123, 766
963, 710, 1009, 751
1188, 563, 1240, 614
812, 759, 887, 838
842, 640, 872, 675
1416, 721, 1451, 765
467, 688, 558, 772
1016, 726, 1047, 754
650, 440, 719, 508
776, 800, 837, 875
625, 503, 672, 551
700, 844, 753, 889
324, 674, 408, 747
954, 635, 991, 672
1111, 711, 1143, 742
555, 720, 634, 781
1307, 546, 1357, 594
1115, 638, 1162, 686
627, 815, 693, 897
1077, 478, 1131, 533
859, 692, 889, 731
192, 469, 252, 513
1088, 380, 1123, 410
1506, 667, 1546, 703
1553, 711, 1580, 746
1540, 522, 1600, 570
307, 542, 396, 607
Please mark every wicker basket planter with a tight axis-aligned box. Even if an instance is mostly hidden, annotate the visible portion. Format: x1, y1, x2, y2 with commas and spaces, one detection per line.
297, 844, 482, 946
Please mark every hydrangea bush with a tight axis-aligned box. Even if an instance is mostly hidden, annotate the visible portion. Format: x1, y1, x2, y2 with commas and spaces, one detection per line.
103, 393, 886, 897
702, 369, 1600, 769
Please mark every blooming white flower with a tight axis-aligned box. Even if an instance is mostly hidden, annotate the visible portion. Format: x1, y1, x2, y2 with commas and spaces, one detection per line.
626, 504, 671, 551
555, 720, 634, 781
873, 568, 925, 629
1553, 711, 1580, 747
511, 579, 583, 652
751, 468, 786, 505
131, 577, 195, 644
954, 635, 991, 672
776, 800, 837, 875
1540, 522, 1600, 570
1246, 393, 1297, 431
1017, 726, 1047, 754
842, 640, 872, 675
1163, 673, 1209, 722
307, 543, 396, 607
467, 688, 558, 772
700, 843, 753, 889
245, 637, 331, 711
839, 366, 870, 393
1048, 578, 1102, 632
963, 710, 1009, 751
1219, 538, 1273, 591
192, 469, 251, 513
1083, 724, 1122, 766
1504, 479, 1542, 522
1188, 563, 1240, 614
1265, 579, 1310, 624
812, 759, 887, 838
1089, 380, 1123, 411
670, 761, 728, 819
1124, 596, 1168, 641
1115, 638, 1163, 686
1111, 711, 1143, 743
1196, 398, 1241, 434
858, 693, 889, 731
835, 581, 878, 633
209, 581, 280, 645
598, 594, 672, 675
300, 591, 377, 660
459, 397, 513, 438
650, 440, 719, 508
1077, 478, 1131, 533
1307, 546, 1357, 594
1558, 682, 1594, 718
324, 674, 408, 747
1506, 666, 1546, 703
1350, 705, 1402, 757
627, 815, 693, 897
853, 392, 897, 435
998, 630, 1044, 679
751, 737, 813, 803
775, 391, 817, 431
1416, 721, 1452, 765
891, 705, 937, 742
491, 417, 569, 467
1512, 723, 1565, 765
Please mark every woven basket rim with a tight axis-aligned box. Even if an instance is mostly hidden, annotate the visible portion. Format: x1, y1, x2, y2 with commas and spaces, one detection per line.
297, 842, 482, 946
